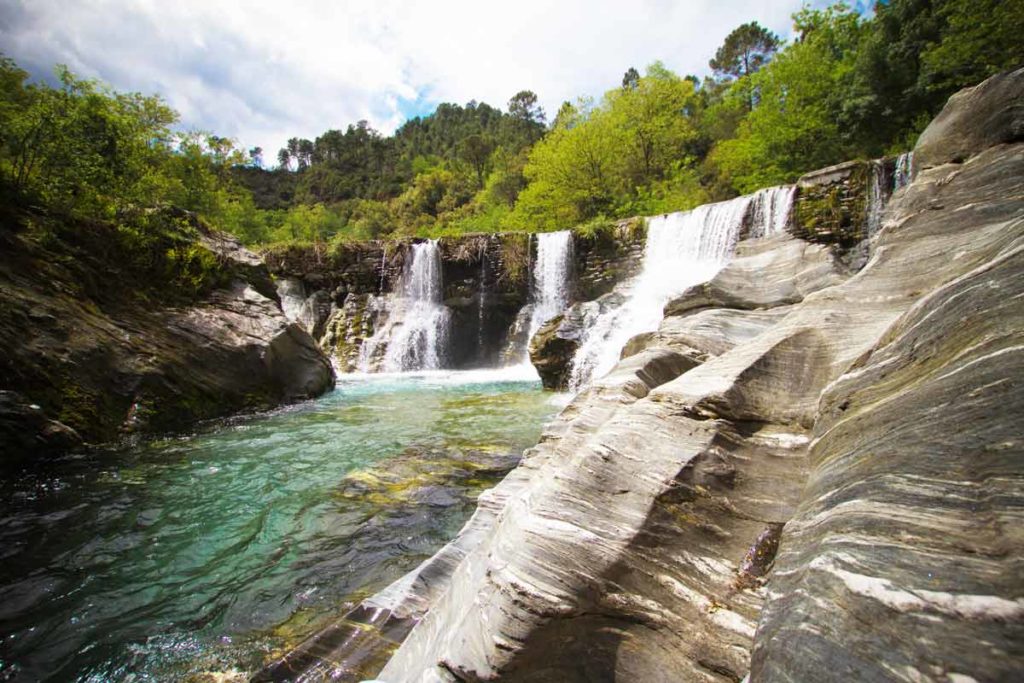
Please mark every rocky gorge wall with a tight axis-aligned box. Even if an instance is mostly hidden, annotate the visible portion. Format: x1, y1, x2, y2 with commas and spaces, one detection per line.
262, 220, 649, 371
0, 212, 335, 466
289, 68, 1023, 682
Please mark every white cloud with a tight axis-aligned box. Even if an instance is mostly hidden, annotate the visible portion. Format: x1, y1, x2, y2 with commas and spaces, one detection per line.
0, 0, 817, 161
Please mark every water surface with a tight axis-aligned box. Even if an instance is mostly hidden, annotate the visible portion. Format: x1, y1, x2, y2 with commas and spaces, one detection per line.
0, 369, 557, 681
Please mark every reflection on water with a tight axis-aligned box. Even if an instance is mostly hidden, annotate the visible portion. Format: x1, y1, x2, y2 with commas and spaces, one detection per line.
0, 370, 559, 681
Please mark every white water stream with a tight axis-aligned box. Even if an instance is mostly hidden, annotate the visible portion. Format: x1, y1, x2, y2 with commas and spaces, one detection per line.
359, 240, 451, 372
527, 231, 574, 342
567, 186, 795, 390
894, 152, 914, 191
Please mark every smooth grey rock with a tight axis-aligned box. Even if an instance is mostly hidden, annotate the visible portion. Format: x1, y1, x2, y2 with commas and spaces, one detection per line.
622, 307, 791, 362
665, 233, 845, 317
171, 283, 335, 401
915, 67, 1024, 170
373, 74, 1024, 683
751, 237, 1024, 683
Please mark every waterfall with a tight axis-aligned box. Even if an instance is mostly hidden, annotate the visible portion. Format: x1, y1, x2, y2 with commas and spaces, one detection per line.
567, 196, 754, 390
894, 152, 914, 191
276, 277, 307, 323
528, 231, 574, 341
477, 243, 488, 357
748, 186, 796, 238
358, 240, 451, 372
377, 244, 388, 294
866, 160, 889, 236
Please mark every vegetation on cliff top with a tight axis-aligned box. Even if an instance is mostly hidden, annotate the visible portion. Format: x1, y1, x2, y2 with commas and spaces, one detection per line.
1, 0, 1021, 252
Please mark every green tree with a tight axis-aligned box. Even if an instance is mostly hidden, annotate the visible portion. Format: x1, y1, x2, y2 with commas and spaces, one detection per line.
277, 147, 291, 170
510, 64, 702, 230
922, 0, 1024, 92
709, 21, 782, 80
459, 133, 494, 188
709, 5, 865, 193
709, 21, 782, 110
622, 67, 640, 90
508, 90, 544, 123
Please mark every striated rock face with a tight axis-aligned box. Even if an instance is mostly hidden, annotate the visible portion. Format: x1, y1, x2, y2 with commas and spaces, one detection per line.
0, 220, 334, 464
750, 69, 1024, 682
370, 69, 1024, 682
663, 232, 847, 317
914, 67, 1024, 169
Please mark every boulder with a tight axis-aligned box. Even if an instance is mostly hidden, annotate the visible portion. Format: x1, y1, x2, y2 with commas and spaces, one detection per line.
528, 314, 578, 390
915, 66, 1024, 170
0, 391, 82, 466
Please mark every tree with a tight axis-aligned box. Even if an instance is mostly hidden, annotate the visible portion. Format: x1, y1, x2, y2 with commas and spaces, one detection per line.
552, 101, 579, 130
622, 67, 640, 90
277, 147, 291, 170
0, 62, 178, 216
709, 21, 781, 110
249, 146, 263, 168
710, 21, 782, 80
508, 90, 546, 127
510, 63, 703, 230
709, 6, 865, 193
921, 0, 1024, 93
297, 139, 314, 170
458, 133, 494, 188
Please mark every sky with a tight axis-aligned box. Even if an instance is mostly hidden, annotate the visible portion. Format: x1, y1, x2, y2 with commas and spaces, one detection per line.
0, 0, 851, 162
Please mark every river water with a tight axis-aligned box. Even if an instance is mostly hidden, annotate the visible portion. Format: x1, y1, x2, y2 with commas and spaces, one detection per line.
0, 370, 557, 681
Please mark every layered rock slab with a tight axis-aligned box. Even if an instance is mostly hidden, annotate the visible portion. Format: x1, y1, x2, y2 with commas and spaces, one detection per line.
748, 71, 1024, 680
374, 70, 1024, 682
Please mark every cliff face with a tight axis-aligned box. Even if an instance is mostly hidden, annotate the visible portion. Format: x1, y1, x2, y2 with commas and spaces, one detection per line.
369, 68, 1024, 681
0, 213, 335, 465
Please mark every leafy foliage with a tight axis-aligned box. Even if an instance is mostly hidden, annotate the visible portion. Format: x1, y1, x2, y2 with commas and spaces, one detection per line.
2, 0, 1020, 250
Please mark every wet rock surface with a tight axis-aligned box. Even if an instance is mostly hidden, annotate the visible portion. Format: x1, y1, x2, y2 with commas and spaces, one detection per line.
368, 71, 1024, 682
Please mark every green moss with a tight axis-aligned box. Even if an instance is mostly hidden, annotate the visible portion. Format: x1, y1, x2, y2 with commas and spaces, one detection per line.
496, 232, 530, 286
792, 162, 870, 247
572, 215, 616, 240
163, 243, 233, 298
57, 382, 102, 435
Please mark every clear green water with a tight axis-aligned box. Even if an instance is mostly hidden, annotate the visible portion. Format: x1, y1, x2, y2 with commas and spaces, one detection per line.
0, 370, 558, 682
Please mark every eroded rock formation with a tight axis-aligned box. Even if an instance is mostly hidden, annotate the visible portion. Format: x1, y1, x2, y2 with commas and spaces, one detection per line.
362, 68, 1024, 682
0, 216, 335, 464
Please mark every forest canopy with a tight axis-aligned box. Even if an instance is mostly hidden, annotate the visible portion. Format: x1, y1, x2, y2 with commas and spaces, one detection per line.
1, 0, 1021, 247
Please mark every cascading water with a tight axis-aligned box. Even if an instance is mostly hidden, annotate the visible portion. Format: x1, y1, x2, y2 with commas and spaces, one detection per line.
377, 244, 388, 294
527, 231, 574, 342
359, 240, 451, 372
894, 152, 914, 191
477, 244, 488, 356
748, 185, 796, 238
567, 192, 787, 391
866, 159, 889, 236
499, 231, 574, 366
